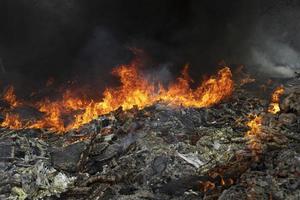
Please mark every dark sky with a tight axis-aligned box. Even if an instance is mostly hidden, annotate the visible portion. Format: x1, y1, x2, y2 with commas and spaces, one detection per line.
0, 0, 299, 92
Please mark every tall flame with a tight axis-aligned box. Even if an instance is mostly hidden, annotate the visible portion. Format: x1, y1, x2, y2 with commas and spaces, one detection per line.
1, 62, 234, 132
268, 86, 284, 114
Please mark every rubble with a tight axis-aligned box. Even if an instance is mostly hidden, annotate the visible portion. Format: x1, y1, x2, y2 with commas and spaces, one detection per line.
281, 90, 300, 115
0, 132, 76, 199
0, 81, 299, 199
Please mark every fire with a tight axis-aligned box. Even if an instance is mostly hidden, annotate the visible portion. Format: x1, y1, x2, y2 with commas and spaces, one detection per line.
72, 63, 233, 129
268, 86, 284, 114
1, 61, 234, 132
199, 181, 215, 192
29, 91, 90, 132
244, 85, 284, 160
162, 65, 233, 107
1, 113, 23, 129
31, 100, 68, 132
3, 86, 19, 107
245, 115, 262, 160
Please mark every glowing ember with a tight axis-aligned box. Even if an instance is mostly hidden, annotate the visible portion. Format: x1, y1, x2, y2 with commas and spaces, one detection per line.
0, 61, 234, 132
268, 86, 284, 114
199, 181, 215, 192
245, 115, 262, 160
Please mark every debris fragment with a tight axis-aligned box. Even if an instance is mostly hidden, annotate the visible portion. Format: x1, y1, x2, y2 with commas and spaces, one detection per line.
177, 152, 204, 168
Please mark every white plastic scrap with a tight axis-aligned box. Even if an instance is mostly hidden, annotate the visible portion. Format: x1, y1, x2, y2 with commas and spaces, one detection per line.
53, 172, 75, 193
176, 152, 205, 168
213, 141, 221, 150
9, 160, 76, 200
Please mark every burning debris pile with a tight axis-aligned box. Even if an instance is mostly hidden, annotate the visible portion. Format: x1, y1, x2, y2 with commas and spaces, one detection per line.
0, 59, 233, 132
0, 62, 299, 200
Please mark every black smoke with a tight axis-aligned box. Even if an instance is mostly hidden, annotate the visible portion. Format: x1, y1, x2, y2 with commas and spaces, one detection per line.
0, 0, 299, 95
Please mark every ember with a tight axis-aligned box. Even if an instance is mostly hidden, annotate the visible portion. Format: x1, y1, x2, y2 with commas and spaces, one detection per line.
268, 85, 285, 114
200, 181, 215, 192
245, 115, 262, 160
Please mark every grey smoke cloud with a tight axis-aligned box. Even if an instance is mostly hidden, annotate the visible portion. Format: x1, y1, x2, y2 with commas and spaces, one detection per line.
1, 0, 300, 94
250, 38, 299, 78
246, 2, 300, 78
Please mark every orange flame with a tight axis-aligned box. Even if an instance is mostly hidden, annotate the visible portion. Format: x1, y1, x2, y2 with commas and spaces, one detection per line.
244, 85, 284, 159
1, 113, 23, 129
199, 181, 215, 192
3, 86, 19, 107
268, 86, 284, 114
1, 62, 234, 132
245, 115, 262, 160
72, 63, 233, 129
29, 90, 90, 132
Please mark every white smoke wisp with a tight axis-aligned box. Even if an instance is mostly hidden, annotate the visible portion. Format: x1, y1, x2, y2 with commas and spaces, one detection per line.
250, 38, 299, 78
247, 4, 300, 78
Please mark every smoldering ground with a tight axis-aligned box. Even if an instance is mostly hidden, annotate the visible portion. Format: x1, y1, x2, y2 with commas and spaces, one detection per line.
0, 0, 299, 97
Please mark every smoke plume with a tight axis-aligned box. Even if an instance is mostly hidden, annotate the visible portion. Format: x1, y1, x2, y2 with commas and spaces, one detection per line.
0, 0, 300, 95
